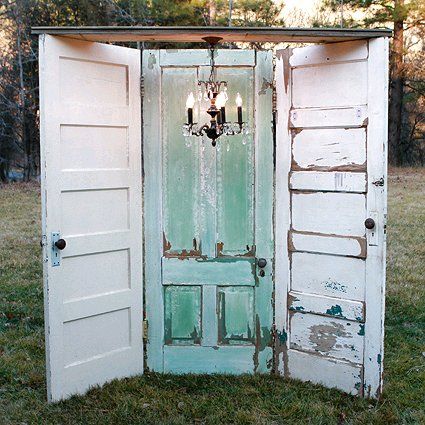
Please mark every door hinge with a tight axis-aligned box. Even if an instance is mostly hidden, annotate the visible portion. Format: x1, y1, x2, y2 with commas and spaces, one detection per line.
140, 75, 145, 97
372, 177, 385, 187
143, 319, 148, 339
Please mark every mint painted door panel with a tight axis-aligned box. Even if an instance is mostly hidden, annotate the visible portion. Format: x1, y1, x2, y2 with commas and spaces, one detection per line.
143, 50, 274, 374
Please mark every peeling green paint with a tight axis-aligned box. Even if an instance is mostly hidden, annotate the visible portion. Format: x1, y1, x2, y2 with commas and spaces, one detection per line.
377, 354, 382, 364
289, 305, 305, 312
326, 304, 345, 318
358, 324, 365, 336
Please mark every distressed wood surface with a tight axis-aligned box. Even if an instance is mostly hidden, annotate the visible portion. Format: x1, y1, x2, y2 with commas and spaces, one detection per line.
290, 171, 367, 193
216, 67, 254, 256
290, 231, 366, 258
160, 49, 255, 66
289, 313, 364, 363
291, 252, 365, 301
276, 39, 387, 398
143, 50, 164, 372
292, 128, 366, 171
287, 350, 363, 396
162, 67, 200, 254
291, 192, 366, 236
292, 62, 367, 109
40, 35, 142, 402
288, 291, 364, 322
145, 49, 274, 375
289, 40, 368, 67
289, 106, 368, 129
363, 37, 389, 398
274, 48, 292, 377
162, 258, 255, 286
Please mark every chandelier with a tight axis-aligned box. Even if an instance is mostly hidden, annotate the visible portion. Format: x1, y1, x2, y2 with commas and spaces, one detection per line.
182, 37, 249, 147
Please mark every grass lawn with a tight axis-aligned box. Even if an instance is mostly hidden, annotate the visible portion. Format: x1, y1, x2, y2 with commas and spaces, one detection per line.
0, 168, 424, 424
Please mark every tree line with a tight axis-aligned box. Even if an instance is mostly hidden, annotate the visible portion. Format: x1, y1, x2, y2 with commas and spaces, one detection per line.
0, 0, 423, 182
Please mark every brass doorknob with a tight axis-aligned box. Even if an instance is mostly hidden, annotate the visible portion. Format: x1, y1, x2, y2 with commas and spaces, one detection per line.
55, 239, 66, 250
258, 258, 267, 268
364, 218, 375, 230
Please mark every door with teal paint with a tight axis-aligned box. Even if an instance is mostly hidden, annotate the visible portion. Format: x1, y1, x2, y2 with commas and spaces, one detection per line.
143, 49, 274, 373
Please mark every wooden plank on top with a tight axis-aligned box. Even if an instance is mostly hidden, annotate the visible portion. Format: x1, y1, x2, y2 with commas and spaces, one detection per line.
32, 26, 392, 44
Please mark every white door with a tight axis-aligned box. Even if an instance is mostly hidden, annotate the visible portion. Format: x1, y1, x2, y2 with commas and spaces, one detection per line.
39, 35, 143, 402
275, 38, 388, 398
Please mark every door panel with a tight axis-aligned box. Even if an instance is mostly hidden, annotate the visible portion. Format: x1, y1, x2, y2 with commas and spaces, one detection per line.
40, 35, 142, 402
216, 67, 254, 256
275, 39, 388, 398
162, 67, 200, 255
144, 50, 274, 374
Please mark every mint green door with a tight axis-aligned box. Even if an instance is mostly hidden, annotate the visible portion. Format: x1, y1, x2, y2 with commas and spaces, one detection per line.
143, 49, 273, 373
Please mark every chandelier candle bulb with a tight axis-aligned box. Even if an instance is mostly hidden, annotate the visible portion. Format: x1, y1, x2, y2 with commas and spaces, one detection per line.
236, 93, 243, 124
186, 92, 195, 124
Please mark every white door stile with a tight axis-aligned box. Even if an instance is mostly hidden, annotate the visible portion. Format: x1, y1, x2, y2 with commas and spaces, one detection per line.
40, 35, 143, 402
142, 50, 164, 372
363, 37, 389, 398
274, 48, 292, 376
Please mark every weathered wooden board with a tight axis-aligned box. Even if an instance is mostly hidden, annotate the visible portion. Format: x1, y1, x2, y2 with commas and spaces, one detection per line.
143, 50, 164, 372
292, 61, 367, 108
163, 345, 260, 374
288, 291, 364, 322
290, 231, 366, 258
162, 258, 255, 286
291, 252, 365, 301
292, 128, 366, 171
289, 106, 368, 128
290, 171, 367, 193
165, 286, 202, 343
289, 40, 368, 67
162, 67, 200, 254
160, 49, 255, 66
291, 192, 366, 236
33, 26, 392, 44
287, 349, 363, 396
289, 313, 364, 363
216, 67, 254, 256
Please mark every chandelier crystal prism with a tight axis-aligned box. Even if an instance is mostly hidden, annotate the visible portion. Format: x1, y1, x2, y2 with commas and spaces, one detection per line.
182, 37, 249, 147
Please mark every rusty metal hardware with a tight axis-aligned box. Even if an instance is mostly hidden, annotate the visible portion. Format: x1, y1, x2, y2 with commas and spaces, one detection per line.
365, 218, 375, 230
258, 258, 267, 268
55, 239, 67, 250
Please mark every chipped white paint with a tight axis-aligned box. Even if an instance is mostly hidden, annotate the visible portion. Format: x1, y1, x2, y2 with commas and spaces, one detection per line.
40, 35, 143, 402
292, 128, 366, 170
289, 291, 364, 322
289, 313, 364, 363
291, 253, 365, 301
290, 232, 365, 258
287, 350, 363, 396
363, 37, 389, 398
